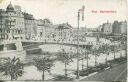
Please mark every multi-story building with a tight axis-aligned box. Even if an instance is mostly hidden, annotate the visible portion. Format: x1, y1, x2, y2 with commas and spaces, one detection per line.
112, 20, 127, 35
24, 12, 36, 39
119, 21, 127, 34
35, 19, 44, 39
0, 2, 25, 40
101, 21, 112, 35
112, 21, 120, 35
0, 2, 39, 40
100, 20, 127, 35
55, 22, 73, 43
36, 19, 56, 41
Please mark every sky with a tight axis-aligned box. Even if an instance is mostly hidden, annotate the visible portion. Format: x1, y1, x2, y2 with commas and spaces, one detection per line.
0, 0, 127, 28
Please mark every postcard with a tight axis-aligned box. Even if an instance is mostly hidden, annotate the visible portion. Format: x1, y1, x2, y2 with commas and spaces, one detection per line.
0, 0, 127, 81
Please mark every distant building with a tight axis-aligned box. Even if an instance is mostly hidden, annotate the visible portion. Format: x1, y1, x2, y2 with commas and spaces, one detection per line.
71, 27, 87, 42
35, 19, 44, 39
112, 21, 120, 35
97, 25, 102, 32
112, 20, 127, 35
101, 21, 112, 34
35, 19, 55, 41
24, 12, 36, 39
34, 20, 73, 43
100, 20, 127, 35
119, 21, 127, 34
55, 22, 72, 43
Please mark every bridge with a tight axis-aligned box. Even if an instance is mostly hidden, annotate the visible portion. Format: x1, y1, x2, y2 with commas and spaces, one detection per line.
0, 39, 93, 54
21, 40, 93, 54
22, 40, 93, 50
0, 36, 111, 52
0, 39, 23, 51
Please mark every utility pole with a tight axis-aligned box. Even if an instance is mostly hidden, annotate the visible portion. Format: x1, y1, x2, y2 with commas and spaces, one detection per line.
76, 10, 80, 79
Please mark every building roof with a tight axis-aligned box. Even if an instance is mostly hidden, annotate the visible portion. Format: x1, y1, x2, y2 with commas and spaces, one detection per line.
6, 2, 14, 12
23, 12, 34, 20
56, 22, 72, 29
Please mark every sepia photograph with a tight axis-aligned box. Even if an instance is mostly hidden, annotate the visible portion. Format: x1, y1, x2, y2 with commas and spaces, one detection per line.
0, 0, 127, 81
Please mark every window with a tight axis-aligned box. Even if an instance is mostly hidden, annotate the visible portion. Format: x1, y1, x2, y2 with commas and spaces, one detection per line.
7, 30, 10, 33
0, 29, 2, 33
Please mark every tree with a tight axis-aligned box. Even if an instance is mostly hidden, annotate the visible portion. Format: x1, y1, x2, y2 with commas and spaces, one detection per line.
79, 48, 90, 70
57, 49, 73, 77
0, 57, 24, 80
78, 48, 85, 71
92, 45, 101, 66
110, 45, 116, 60
110, 44, 118, 60
34, 57, 54, 81
85, 45, 92, 69
121, 37, 127, 57
116, 44, 123, 58
101, 44, 110, 64
123, 43, 127, 57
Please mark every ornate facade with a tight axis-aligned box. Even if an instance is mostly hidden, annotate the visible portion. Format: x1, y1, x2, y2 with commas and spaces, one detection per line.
0, 2, 25, 40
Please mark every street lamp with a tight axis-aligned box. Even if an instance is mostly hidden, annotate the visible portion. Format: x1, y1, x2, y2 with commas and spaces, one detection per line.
76, 10, 80, 79
76, 5, 85, 79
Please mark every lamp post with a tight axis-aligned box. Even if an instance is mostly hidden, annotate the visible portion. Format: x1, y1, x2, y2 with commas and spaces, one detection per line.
76, 10, 80, 79
76, 5, 85, 79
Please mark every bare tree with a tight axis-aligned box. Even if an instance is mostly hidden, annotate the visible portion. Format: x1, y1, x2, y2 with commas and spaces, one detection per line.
85, 45, 92, 69
92, 45, 101, 66
57, 49, 73, 77
110, 44, 118, 60
101, 44, 110, 64
79, 48, 90, 70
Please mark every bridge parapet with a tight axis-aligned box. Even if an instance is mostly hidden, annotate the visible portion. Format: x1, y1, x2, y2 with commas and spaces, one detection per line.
22, 40, 92, 46
0, 39, 23, 51
22, 40, 93, 50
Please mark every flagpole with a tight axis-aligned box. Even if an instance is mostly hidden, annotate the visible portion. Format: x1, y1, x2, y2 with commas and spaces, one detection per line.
76, 10, 80, 79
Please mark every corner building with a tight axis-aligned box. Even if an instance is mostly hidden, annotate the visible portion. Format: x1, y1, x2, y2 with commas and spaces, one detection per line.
0, 2, 25, 40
